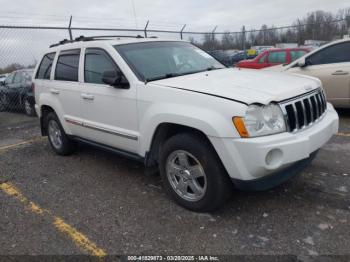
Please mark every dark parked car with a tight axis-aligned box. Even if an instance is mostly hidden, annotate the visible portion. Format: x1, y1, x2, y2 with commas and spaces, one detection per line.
231, 51, 257, 66
0, 69, 36, 116
207, 50, 233, 67
0, 74, 7, 85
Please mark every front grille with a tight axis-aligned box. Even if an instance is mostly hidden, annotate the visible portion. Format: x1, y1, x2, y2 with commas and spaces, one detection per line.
280, 89, 327, 132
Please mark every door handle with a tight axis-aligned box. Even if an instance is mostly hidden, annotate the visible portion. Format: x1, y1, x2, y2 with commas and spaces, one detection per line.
81, 93, 94, 100
50, 88, 60, 95
332, 70, 349, 76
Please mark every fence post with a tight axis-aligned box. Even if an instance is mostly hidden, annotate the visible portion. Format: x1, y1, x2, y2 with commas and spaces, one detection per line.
68, 15, 73, 40
144, 20, 149, 38
297, 19, 302, 46
212, 26, 218, 50
242, 25, 246, 59
180, 24, 186, 40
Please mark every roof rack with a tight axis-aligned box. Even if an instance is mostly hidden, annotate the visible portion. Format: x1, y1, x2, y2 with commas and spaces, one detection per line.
49, 39, 74, 48
49, 34, 153, 48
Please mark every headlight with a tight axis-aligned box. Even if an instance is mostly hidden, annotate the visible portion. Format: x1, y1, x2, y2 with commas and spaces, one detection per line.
233, 103, 286, 138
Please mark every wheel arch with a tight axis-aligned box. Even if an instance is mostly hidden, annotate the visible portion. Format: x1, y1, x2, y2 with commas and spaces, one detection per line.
40, 104, 56, 135
145, 122, 219, 168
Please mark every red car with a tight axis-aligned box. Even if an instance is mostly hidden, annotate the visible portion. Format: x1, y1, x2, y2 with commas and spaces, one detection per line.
236, 48, 310, 69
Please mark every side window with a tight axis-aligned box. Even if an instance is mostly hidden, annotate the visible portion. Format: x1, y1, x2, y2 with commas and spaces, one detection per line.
308, 42, 350, 65
258, 54, 267, 63
268, 51, 287, 63
36, 52, 55, 80
290, 50, 307, 62
23, 72, 32, 82
55, 49, 80, 82
5, 73, 15, 84
13, 72, 23, 84
84, 48, 120, 84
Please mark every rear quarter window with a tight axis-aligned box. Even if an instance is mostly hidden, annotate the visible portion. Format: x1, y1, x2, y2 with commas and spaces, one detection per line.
36, 52, 56, 80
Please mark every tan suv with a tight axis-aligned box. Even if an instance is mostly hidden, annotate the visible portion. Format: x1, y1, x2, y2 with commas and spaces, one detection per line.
266, 39, 350, 108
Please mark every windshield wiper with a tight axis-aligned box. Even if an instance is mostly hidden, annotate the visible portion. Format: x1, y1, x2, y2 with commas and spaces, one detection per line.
205, 66, 224, 71
145, 73, 180, 82
145, 67, 225, 83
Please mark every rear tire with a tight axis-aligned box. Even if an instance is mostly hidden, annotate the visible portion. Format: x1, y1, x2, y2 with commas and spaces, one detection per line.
23, 96, 35, 116
0, 93, 8, 111
44, 112, 76, 155
159, 133, 233, 212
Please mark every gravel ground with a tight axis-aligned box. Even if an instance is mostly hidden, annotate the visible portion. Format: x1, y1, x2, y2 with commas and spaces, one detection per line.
0, 110, 349, 260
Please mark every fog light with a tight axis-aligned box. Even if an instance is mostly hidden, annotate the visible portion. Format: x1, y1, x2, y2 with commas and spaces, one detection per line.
265, 149, 283, 167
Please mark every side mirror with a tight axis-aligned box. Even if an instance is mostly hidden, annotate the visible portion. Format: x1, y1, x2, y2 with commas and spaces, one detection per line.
297, 58, 307, 68
102, 70, 129, 89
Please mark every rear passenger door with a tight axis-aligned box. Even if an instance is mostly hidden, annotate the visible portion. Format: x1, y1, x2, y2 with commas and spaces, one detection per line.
80, 47, 139, 153
267, 50, 287, 66
51, 49, 85, 135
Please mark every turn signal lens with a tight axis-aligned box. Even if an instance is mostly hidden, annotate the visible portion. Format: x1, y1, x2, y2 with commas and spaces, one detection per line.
232, 117, 249, 138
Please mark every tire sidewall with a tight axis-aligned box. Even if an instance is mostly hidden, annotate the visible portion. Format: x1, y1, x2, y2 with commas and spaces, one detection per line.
159, 133, 231, 212
24, 96, 35, 116
0, 93, 7, 111
45, 112, 73, 155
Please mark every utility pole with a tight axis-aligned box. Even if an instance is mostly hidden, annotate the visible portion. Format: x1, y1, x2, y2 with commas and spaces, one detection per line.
131, 0, 138, 28
212, 25, 218, 50
242, 26, 246, 59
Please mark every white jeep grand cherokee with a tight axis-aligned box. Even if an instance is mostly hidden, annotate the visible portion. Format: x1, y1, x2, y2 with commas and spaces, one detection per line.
33, 36, 339, 212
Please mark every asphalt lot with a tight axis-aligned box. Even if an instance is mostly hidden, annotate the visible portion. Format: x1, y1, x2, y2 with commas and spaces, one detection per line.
0, 111, 350, 259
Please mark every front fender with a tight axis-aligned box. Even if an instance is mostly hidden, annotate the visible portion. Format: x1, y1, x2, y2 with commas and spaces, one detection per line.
138, 102, 246, 156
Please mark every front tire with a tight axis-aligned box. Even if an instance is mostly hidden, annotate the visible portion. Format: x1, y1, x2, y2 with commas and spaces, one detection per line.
159, 133, 232, 212
44, 112, 76, 155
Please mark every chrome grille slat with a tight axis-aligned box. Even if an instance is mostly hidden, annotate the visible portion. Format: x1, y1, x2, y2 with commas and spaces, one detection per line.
280, 89, 326, 133
318, 94, 324, 114
300, 100, 307, 128
314, 95, 320, 118
292, 103, 299, 130
309, 97, 314, 122
321, 92, 327, 112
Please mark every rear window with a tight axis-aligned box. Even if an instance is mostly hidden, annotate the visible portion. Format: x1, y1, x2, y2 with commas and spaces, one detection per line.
55, 49, 80, 82
36, 53, 55, 79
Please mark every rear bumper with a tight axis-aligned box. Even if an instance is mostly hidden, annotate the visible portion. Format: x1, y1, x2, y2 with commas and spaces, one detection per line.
35, 104, 40, 117
209, 103, 339, 182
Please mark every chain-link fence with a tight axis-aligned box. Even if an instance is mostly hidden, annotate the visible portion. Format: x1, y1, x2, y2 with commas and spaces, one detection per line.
0, 16, 349, 126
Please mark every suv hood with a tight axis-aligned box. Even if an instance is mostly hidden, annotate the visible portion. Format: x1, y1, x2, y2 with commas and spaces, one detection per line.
151, 68, 320, 105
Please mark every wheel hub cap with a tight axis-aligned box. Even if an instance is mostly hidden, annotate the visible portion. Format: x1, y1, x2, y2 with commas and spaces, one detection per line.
166, 150, 207, 202
48, 120, 62, 149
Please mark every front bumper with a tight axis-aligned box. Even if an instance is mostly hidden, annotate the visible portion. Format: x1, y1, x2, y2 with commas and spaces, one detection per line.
210, 103, 339, 182
231, 150, 318, 191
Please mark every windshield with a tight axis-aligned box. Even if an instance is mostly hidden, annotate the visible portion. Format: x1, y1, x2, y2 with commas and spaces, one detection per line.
114, 41, 225, 82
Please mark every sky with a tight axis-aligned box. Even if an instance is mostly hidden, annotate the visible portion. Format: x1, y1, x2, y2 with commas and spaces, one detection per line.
0, 0, 349, 32
0, 0, 349, 68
